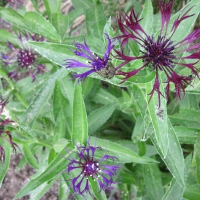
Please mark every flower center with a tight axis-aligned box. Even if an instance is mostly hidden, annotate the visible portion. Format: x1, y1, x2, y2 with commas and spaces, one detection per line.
17, 49, 36, 68
142, 35, 176, 70
82, 161, 100, 177
96, 62, 115, 79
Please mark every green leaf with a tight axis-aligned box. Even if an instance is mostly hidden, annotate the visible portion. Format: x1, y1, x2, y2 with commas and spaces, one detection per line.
146, 81, 169, 157
161, 154, 192, 200
88, 103, 116, 134
179, 94, 199, 111
53, 138, 69, 153
72, 84, 88, 144
169, 109, 200, 130
30, 0, 39, 12
0, 139, 11, 187
52, 13, 69, 40
22, 144, 39, 169
183, 184, 200, 200
195, 133, 200, 185
43, 0, 57, 20
92, 88, 119, 105
71, 0, 93, 10
151, 119, 185, 186
0, 7, 26, 29
24, 11, 61, 41
53, 80, 69, 120
29, 178, 57, 200
143, 162, 164, 200
139, 0, 153, 36
89, 137, 157, 164
89, 178, 107, 200
86, 3, 106, 39
14, 146, 74, 199
174, 126, 198, 144
20, 68, 68, 125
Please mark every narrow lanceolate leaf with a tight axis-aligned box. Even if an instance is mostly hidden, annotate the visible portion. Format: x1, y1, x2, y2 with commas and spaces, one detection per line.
89, 137, 157, 164
53, 80, 69, 121
52, 13, 69, 40
88, 103, 116, 134
86, 3, 106, 39
139, 0, 153, 36
22, 144, 39, 169
143, 163, 164, 200
0, 8, 26, 29
195, 133, 200, 185
0, 140, 11, 187
146, 81, 169, 157
14, 146, 74, 199
162, 154, 192, 200
169, 109, 200, 130
72, 84, 88, 144
151, 119, 185, 186
24, 12, 61, 41
20, 68, 68, 125
183, 184, 200, 200
29, 178, 57, 200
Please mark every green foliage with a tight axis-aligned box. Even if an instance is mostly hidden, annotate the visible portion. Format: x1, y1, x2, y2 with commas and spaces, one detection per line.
0, 0, 200, 199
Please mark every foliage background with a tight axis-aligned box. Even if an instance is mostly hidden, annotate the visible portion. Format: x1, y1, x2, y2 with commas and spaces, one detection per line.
0, 0, 200, 199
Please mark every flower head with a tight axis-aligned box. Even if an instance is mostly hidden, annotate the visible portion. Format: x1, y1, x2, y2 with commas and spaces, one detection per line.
115, 1, 200, 106
1, 33, 46, 81
0, 97, 19, 163
64, 34, 117, 82
63, 138, 120, 197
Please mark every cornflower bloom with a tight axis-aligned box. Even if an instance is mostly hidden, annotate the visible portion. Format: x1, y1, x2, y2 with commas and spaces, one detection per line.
1, 33, 46, 81
0, 97, 19, 162
115, 0, 200, 106
63, 138, 120, 197
64, 34, 116, 82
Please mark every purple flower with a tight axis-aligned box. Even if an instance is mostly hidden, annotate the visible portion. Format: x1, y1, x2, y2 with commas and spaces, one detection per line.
63, 138, 120, 197
64, 34, 117, 82
115, 0, 200, 106
1, 33, 46, 81
0, 97, 19, 163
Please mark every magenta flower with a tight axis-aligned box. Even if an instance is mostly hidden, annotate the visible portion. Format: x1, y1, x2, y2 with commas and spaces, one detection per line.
0, 97, 19, 163
64, 34, 117, 82
1, 33, 46, 81
63, 138, 120, 197
115, 0, 200, 106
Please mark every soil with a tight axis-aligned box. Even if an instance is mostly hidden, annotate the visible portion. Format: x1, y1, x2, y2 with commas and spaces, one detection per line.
0, 154, 58, 200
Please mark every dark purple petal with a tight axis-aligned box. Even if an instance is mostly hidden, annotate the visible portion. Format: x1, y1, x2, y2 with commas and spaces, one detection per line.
171, 6, 195, 35
181, 52, 200, 60
155, 0, 175, 33
165, 72, 192, 99
148, 72, 165, 108
175, 62, 199, 78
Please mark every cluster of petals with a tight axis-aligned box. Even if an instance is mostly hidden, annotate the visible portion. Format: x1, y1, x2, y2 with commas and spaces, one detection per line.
115, 0, 200, 106
64, 33, 117, 82
1, 33, 46, 81
63, 138, 120, 197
